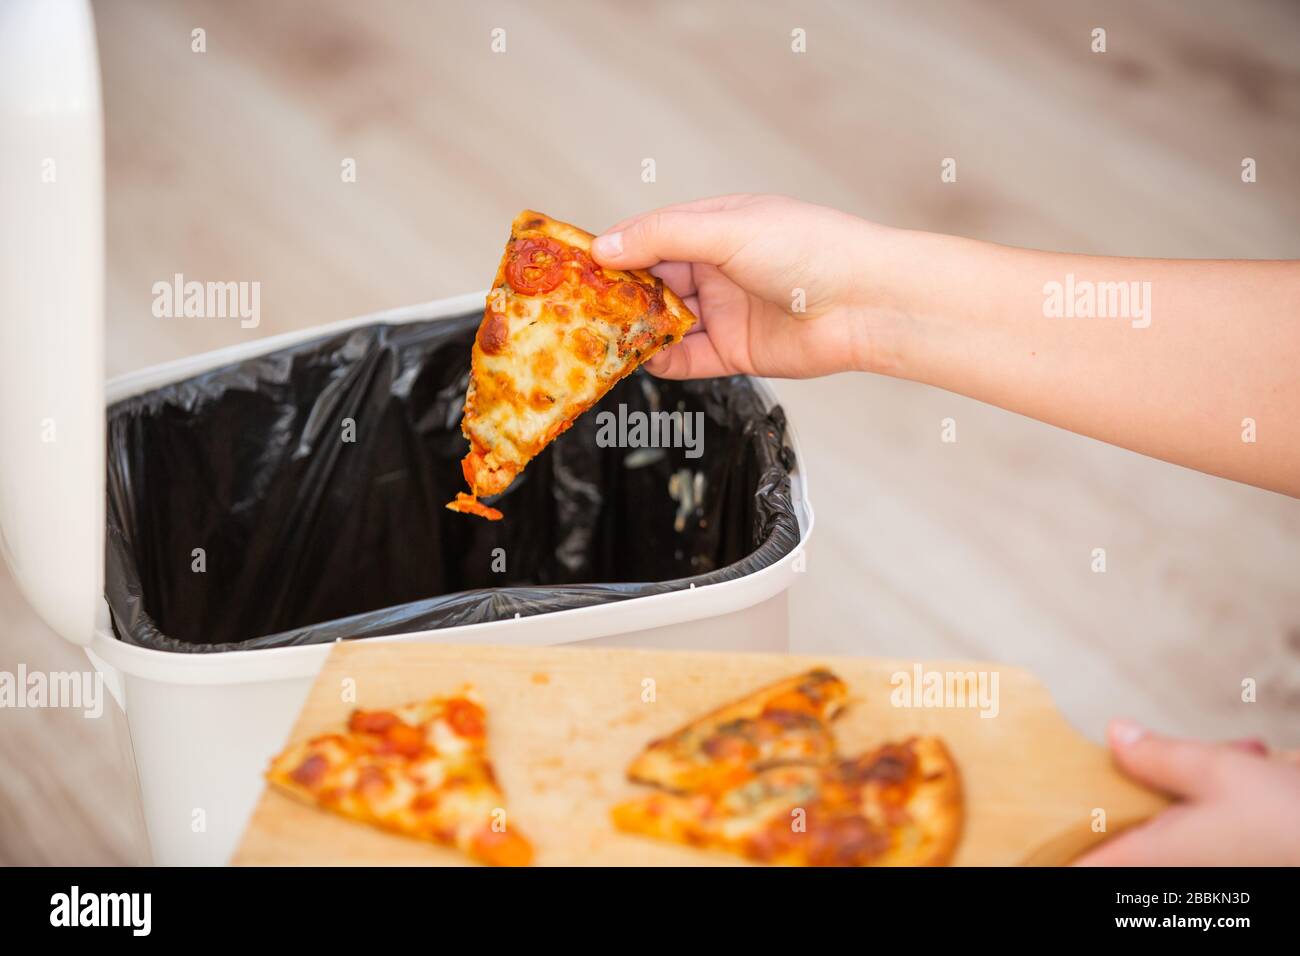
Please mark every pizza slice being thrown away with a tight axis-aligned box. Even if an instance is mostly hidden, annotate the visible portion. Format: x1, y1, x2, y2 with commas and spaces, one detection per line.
265, 688, 533, 866
446, 210, 699, 520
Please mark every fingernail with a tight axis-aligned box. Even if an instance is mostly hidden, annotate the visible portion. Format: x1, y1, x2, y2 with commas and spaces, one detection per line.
593, 231, 623, 257
1111, 719, 1145, 746
1228, 737, 1269, 756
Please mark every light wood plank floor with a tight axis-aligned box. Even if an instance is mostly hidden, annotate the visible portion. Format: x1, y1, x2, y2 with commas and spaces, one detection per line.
3, 0, 1297, 864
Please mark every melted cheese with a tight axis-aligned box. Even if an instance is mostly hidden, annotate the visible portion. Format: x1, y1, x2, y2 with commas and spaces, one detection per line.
467, 280, 629, 469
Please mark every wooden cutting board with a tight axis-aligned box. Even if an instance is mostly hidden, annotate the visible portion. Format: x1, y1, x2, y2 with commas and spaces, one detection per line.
232, 642, 1165, 866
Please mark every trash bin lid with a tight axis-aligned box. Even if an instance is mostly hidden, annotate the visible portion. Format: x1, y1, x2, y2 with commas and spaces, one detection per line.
0, 0, 104, 647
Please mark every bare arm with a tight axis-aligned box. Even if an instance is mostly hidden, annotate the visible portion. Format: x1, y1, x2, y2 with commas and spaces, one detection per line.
592, 195, 1300, 496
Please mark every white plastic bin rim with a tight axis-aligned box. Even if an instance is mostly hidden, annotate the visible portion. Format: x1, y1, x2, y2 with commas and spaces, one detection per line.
91, 294, 814, 684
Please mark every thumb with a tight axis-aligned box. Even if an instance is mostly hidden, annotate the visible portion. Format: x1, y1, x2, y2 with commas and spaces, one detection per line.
1106, 719, 1245, 799
592, 210, 747, 270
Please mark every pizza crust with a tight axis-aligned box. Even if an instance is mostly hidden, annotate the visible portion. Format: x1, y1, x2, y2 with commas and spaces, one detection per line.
872, 736, 964, 867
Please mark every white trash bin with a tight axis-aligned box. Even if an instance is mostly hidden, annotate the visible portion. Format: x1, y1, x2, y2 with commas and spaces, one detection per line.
0, 0, 815, 865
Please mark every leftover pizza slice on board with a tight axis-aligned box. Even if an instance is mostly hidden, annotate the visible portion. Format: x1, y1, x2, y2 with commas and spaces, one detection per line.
266, 688, 533, 866
613, 736, 963, 866
613, 669, 964, 866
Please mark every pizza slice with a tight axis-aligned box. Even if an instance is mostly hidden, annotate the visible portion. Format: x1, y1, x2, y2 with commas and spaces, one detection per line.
447, 209, 698, 520
626, 669, 849, 793
612, 736, 963, 866
265, 688, 533, 866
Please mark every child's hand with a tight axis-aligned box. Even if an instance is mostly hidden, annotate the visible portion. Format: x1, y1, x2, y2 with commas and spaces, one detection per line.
592, 194, 896, 379
1075, 720, 1300, 866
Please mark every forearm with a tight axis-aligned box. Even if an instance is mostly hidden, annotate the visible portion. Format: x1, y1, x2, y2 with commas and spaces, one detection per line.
863, 229, 1300, 497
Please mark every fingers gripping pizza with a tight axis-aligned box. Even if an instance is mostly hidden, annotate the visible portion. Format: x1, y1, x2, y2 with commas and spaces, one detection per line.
447, 210, 698, 520
265, 689, 533, 866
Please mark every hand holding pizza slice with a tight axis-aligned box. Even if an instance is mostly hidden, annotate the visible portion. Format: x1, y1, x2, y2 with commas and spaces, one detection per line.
447, 210, 699, 520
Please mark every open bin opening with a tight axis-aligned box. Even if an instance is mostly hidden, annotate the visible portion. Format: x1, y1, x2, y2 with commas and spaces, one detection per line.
104, 312, 801, 653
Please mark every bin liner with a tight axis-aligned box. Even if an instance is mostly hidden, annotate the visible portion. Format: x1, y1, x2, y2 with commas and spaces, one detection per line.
105, 311, 801, 652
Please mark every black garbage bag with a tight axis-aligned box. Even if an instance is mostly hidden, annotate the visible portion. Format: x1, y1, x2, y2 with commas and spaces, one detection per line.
104, 311, 801, 652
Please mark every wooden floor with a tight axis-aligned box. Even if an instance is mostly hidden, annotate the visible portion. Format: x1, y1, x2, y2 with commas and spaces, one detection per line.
3, 0, 1298, 864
